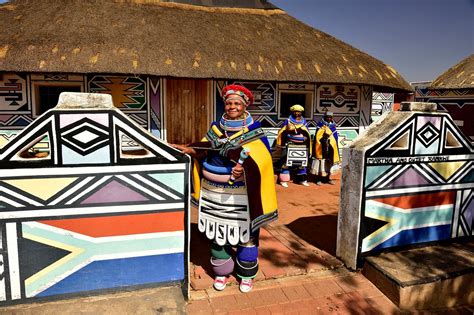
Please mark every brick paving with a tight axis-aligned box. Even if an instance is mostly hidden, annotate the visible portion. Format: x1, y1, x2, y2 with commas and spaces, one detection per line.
187, 272, 393, 314
187, 175, 474, 314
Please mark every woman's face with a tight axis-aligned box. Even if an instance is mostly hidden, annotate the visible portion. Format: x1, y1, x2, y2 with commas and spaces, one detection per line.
224, 98, 245, 120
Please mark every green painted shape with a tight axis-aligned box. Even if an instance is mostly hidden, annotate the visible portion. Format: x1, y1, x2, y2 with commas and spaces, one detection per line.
365, 165, 394, 187
149, 172, 184, 194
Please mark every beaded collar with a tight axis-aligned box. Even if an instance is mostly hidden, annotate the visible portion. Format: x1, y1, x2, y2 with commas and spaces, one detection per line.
219, 111, 254, 137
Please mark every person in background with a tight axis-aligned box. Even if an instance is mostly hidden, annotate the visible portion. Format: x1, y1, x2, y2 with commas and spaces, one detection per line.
310, 111, 340, 184
171, 84, 278, 293
275, 104, 312, 187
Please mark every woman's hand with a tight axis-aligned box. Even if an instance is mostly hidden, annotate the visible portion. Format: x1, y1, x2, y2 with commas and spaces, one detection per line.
231, 163, 244, 178
169, 143, 197, 156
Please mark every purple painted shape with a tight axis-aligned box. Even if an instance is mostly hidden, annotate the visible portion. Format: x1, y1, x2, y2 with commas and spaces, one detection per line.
417, 116, 441, 131
0, 115, 13, 122
387, 167, 431, 188
464, 198, 473, 230
81, 180, 149, 204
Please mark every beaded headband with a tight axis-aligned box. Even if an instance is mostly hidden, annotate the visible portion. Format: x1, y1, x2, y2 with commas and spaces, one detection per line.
222, 84, 254, 107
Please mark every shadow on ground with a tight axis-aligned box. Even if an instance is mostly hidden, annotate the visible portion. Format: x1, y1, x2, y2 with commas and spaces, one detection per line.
286, 214, 338, 256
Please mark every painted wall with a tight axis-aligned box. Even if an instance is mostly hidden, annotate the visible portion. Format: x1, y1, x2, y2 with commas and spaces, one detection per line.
337, 102, 473, 269
1, 71, 382, 159
0, 93, 189, 304
415, 85, 474, 142
215, 80, 374, 155
371, 92, 394, 123
0, 73, 164, 138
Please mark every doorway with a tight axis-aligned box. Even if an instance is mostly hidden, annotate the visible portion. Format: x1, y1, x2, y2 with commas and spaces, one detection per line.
164, 78, 211, 144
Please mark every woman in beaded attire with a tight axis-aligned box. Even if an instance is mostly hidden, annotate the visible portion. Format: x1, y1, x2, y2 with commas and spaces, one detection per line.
171, 84, 278, 293
275, 104, 312, 187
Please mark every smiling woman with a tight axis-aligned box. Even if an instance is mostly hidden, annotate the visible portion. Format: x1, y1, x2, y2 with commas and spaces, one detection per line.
170, 84, 278, 293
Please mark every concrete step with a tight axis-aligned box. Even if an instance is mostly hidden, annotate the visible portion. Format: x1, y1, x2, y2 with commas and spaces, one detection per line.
362, 240, 474, 311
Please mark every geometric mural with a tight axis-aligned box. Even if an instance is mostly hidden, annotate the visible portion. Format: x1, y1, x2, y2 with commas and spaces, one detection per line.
371, 92, 394, 122
317, 85, 359, 114
337, 105, 473, 269
0, 73, 28, 110
361, 112, 473, 256
0, 93, 189, 304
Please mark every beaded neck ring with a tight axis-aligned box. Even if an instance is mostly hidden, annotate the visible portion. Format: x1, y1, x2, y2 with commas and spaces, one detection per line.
220, 111, 254, 139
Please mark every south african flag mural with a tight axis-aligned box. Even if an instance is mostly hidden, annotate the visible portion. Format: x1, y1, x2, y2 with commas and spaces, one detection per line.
337, 103, 473, 269
0, 93, 190, 304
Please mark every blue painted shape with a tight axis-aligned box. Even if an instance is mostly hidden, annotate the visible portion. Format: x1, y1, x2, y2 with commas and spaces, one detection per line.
414, 139, 439, 155
373, 225, 451, 251
365, 165, 393, 187
37, 253, 184, 297
62, 145, 111, 165
149, 173, 184, 194
461, 169, 474, 183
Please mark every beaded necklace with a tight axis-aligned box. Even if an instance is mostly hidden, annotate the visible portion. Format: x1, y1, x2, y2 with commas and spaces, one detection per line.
219, 111, 254, 139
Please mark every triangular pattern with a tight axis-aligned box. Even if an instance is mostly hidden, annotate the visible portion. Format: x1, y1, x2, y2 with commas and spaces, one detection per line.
2, 177, 78, 201
386, 129, 409, 150
428, 161, 467, 181
148, 173, 184, 194
369, 119, 415, 157
385, 166, 432, 188
80, 179, 150, 205
359, 215, 389, 241
444, 129, 462, 149
440, 118, 472, 154
18, 237, 71, 281
365, 165, 394, 188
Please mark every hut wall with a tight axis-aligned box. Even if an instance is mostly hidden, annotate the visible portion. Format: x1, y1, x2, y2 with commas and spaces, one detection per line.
1, 72, 383, 155
0, 92, 189, 304
214, 80, 375, 155
371, 92, 394, 123
336, 102, 474, 269
0, 72, 164, 142
415, 85, 474, 142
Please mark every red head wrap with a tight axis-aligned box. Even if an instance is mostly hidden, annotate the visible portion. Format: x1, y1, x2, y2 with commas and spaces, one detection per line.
222, 84, 254, 107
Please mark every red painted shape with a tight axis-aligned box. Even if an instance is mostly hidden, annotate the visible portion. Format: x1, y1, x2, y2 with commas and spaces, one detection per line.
39, 212, 184, 237
373, 191, 455, 209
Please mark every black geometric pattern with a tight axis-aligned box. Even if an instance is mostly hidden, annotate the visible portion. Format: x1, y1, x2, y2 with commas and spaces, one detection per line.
417, 121, 439, 147
61, 118, 109, 155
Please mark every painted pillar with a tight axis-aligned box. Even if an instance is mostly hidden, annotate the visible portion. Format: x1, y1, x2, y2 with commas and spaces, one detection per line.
337, 102, 473, 269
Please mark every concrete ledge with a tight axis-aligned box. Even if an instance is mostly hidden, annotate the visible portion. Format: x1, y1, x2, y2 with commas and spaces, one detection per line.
362, 241, 474, 310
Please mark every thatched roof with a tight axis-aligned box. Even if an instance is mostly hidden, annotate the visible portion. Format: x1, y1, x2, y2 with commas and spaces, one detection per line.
0, 0, 412, 92
430, 54, 474, 90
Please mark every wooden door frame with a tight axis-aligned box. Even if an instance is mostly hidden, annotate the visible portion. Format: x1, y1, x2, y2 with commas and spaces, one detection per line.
162, 78, 213, 143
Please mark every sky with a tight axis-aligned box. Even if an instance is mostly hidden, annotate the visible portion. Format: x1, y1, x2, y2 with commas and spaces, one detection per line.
270, 0, 473, 83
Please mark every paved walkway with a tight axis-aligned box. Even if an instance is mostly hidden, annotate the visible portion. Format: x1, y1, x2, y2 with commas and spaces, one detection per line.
187, 270, 402, 314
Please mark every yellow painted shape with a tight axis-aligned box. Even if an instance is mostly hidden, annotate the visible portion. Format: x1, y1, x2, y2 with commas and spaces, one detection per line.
429, 161, 466, 180
3, 177, 78, 200
23, 232, 83, 286
0, 136, 10, 148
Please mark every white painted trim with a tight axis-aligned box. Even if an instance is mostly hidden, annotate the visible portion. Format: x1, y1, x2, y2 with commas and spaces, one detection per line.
0, 203, 184, 219
0, 163, 186, 178
6, 223, 21, 300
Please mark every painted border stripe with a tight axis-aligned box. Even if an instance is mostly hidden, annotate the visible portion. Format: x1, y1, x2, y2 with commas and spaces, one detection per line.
6, 223, 21, 300
0, 163, 186, 178
0, 202, 184, 219
373, 191, 455, 209
366, 182, 474, 197
38, 212, 185, 237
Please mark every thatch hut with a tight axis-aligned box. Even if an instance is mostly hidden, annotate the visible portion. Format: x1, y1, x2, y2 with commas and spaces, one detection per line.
415, 54, 474, 142
0, 0, 412, 147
